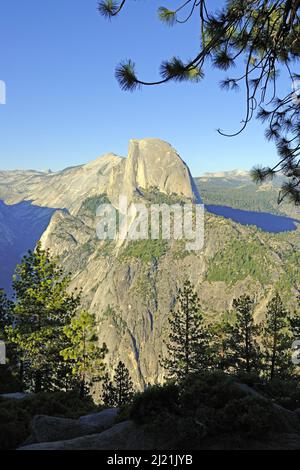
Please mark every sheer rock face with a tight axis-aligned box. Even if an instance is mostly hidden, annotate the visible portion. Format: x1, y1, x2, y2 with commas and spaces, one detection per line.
0, 138, 200, 214
107, 139, 201, 207
1, 138, 300, 389
39, 209, 300, 390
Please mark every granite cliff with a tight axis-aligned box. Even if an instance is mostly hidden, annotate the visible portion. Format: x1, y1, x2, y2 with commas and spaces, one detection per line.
0, 139, 299, 387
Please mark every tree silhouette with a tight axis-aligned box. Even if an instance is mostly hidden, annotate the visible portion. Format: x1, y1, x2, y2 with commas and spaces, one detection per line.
0, 289, 13, 338
161, 280, 210, 381
262, 292, 294, 379
61, 310, 107, 398
224, 295, 262, 374
6, 242, 81, 392
101, 361, 135, 407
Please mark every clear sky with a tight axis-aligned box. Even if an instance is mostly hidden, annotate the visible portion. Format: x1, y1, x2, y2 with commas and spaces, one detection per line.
0, 0, 291, 176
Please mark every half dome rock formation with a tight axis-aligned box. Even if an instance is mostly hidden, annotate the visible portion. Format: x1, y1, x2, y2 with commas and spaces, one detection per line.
107, 139, 201, 207
0, 138, 201, 215
0, 139, 300, 388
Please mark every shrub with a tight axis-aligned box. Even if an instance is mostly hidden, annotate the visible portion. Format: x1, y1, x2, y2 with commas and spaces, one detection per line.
256, 378, 300, 411
0, 365, 23, 393
130, 383, 179, 425
218, 396, 274, 437
0, 391, 100, 450
128, 372, 281, 449
180, 371, 245, 410
145, 412, 207, 449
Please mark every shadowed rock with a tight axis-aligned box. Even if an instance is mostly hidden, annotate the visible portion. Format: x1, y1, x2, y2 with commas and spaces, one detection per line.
23, 409, 119, 445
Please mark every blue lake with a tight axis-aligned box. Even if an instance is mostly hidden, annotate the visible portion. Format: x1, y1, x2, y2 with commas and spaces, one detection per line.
205, 205, 300, 233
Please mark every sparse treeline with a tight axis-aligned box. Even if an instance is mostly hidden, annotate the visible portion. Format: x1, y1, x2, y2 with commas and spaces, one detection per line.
1, 245, 299, 406
162, 280, 299, 382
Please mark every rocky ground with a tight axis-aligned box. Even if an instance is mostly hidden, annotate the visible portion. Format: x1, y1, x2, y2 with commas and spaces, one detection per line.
14, 383, 300, 450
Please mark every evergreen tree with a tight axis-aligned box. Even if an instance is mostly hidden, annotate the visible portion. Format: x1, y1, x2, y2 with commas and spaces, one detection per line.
6, 242, 81, 392
262, 292, 294, 380
210, 313, 233, 372
290, 291, 300, 337
161, 280, 210, 381
0, 289, 13, 339
102, 361, 135, 407
224, 295, 262, 374
60, 310, 107, 397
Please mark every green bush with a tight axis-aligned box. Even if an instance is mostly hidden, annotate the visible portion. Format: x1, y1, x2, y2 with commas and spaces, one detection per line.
180, 371, 244, 410
130, 383, 179, 425
0, 391, 100, 450
0, 365, 23, 393
256, 378, 300, 411
128, 372, 281, 449
218, 396, 274, 437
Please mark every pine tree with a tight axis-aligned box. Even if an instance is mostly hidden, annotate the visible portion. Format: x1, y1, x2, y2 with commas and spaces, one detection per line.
161, 280, 210, 381
102, 373, 117, 407
0, 289, 13, 339
224, 295, 262, 375
60, 310, 107, 398
210, 313, 233, 371
102, 361, 135, 407
290, 291, 300, 337
6, 242, 81, 392
262, 292, 294, 380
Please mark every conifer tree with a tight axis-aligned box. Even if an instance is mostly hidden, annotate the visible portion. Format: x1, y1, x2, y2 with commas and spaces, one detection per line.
290, 292, 300, 337
290, 293, 300, 366
161, 280, 210, 381
210, 313, 233, 372
101, 361, 135, 407
6, 242, 81, 392
0, 289, 13, 339
262, 292, 294, 380
61, 310, 107, 397
224, 295, 262, 374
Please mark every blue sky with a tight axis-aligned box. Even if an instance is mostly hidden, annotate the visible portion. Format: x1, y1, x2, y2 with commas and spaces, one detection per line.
0, 0, 291, 176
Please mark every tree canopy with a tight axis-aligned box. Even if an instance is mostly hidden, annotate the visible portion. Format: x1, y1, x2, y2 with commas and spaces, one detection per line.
99, 0, 300, 204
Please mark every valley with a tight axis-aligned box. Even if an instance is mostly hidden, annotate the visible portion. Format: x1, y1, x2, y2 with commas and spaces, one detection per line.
0, 139, 299, 388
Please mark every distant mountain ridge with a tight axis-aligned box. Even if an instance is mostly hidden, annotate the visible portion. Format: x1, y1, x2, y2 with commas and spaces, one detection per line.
201, 169, 250, 179
196, 171, 299, 219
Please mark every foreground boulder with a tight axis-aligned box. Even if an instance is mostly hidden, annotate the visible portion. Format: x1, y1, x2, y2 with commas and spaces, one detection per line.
18, 421, 152, 450
23, 408, 119, 445
79, 408, 119, 431
0, 393, 29, 400
25, 415, 98, 444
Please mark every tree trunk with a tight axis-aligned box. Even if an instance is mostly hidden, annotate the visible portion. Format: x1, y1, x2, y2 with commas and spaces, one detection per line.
35, 370, 42, 393
80, 378, 85, 398
19, 359, 24, 383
